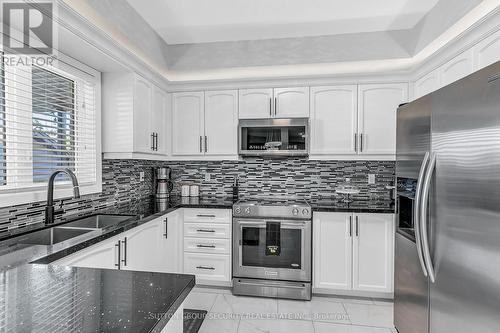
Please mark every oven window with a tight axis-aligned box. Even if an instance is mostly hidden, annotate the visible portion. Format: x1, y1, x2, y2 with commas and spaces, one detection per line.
241, 225, 302, 269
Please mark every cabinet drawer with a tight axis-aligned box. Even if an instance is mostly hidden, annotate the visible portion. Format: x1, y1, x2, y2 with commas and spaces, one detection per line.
184, 223, 231, 239
183, 209, 231, 224
184, 238, 230, 254
184, 253, 231, 282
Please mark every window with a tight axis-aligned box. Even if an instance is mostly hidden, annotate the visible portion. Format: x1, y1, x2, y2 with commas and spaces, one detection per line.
0, 55, 99, 205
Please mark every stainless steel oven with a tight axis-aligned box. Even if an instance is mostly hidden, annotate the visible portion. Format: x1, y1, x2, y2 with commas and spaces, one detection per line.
233, 218, 311, 281
232, 199, 312, 300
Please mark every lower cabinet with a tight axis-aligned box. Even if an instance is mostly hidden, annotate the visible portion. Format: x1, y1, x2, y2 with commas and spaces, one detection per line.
182, 208, 232, 286
54, 235, 121, 269
53, 210, 182, 273
313, 212, 394, 295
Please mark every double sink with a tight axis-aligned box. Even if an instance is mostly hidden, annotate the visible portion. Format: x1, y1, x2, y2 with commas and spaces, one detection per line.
16, 214, 134, 246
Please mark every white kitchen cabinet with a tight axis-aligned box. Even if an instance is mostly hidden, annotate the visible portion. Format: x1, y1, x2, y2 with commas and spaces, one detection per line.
172, 92, 205, 156
313, 212, 352, 291
173, 91, 238, 157
313, 212, 395, 296
152, 86, 170, 155
182, 208, 232, 286
310, 85, 358, 155
473, 29, 500, 70
239, 88, 273, 119
440, 49, 474, 87
238, 87, 309, 119
274, 87, 310, 118
121, 210, 182, 273
352, 213, 394, 293
103, 73, 168, 157
53, 236, 120, 270
53, 211, 182, 274
358, 83, 408, 156
204, 90, 238, 155
413, 69, 440, 100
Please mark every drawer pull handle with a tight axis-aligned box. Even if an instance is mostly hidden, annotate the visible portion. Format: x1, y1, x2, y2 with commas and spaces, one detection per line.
196, 214, 216, 218
197, 244, 216, 248
196, 266, 215, 270
196, 229, 216, 233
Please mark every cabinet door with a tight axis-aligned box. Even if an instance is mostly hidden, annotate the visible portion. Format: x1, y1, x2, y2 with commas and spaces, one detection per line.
274, 87, 310, 118
151, 85, 168, 155
238, 88, 273, 119
204, 90, 238, 156
172, 92, 205, 155
473, 30, 500, 70
440, 49, 474, 87
55, 238, 119, 270
358, 83, 408, 156
133, 75, 153, 153
162, 210, 183, 273
313, 212, 352, 291
352, 214, 394, 293
310, 85, 357, 155
414, 70, 440, 100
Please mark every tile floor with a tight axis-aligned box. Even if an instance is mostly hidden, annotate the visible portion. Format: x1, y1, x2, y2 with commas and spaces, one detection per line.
183, 287, 397, 333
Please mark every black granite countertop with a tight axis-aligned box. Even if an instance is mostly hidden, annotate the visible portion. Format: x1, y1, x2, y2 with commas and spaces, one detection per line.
0, 263, 195, 333
0, 195, 236, 333
309, 199, 395, 214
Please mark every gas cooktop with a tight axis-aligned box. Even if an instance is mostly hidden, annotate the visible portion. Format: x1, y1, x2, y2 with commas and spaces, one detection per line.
233, 197, 311, 219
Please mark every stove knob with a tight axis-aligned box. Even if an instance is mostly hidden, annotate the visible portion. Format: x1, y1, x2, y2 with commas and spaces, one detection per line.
302, 209, 309, 215
292, 208, 299, 216
245, 207, 251, 215
235, 207, 241, 214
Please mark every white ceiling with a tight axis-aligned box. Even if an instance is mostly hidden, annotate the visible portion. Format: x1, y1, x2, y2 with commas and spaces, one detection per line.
126, 0, 440, 44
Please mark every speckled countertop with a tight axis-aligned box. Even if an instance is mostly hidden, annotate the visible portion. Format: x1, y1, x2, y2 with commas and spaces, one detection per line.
0, 196, 234, 333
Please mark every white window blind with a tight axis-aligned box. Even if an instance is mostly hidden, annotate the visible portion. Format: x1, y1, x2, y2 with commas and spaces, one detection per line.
0, 57, 97, 191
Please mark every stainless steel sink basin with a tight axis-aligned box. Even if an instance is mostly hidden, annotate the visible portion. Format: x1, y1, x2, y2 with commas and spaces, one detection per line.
63, 214, 134, 229
16, 227, 93, 246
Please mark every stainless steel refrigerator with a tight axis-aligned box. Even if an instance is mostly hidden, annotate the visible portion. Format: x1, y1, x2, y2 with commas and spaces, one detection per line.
394, 60, 500, 333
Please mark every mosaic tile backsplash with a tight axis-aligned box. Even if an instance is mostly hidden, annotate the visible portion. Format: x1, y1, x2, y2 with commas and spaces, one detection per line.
0, 158, 395, 235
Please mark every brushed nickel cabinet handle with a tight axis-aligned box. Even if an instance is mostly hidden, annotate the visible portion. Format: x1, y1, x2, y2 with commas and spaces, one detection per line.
354, 133, 358, 152
355, 216, 359, 237
360, 134, 364, 152
121, 237, 127, 266
274, 97, 277, 116
196, 214, 216, 218
197, 244, 216, 248
196, 229, 216, 233
196, 266, 215, 270
349, 216, 353, 237
205, 136, 208, 153
199, 136, 203, 153
269, 98, 272, 116
115, 240, 121, 269
164, 218, 168, 238
151, 133, 155, 151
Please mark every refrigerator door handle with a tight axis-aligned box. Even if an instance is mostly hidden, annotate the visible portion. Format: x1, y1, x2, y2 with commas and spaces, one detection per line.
421, 152, 437, 283
414, 152, 430, 277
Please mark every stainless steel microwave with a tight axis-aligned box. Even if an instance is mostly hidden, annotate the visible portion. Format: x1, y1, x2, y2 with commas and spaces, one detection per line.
238, 118, 309, 157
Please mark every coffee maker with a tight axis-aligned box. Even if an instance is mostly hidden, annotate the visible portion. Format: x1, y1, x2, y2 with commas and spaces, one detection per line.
153, 167, 173, 199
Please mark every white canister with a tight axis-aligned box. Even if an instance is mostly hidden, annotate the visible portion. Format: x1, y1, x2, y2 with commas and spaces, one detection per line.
190, 185, 200, 197
181, 185, 191, 197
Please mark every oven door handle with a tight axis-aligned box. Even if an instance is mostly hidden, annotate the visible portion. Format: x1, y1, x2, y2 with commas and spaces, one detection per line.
236, 279, 307, 289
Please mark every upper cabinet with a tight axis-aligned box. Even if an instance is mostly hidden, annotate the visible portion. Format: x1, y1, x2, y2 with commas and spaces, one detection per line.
439, 49, 474, 87
239, 89, 273, 119
102, 72, 169, 158
204, 90, 238, 156
172, 92, 205, 156
414, 70, 440, 100
239, 87, 309, 119
310, 83, 407, 159
172, 90, 238, 158
310, 85, 358, 156
358, 83, 408, 156
473, 29, 500, 70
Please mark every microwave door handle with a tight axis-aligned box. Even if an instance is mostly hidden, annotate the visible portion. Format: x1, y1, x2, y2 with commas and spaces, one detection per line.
420, 152, 437, 283
414, 151, 430, 277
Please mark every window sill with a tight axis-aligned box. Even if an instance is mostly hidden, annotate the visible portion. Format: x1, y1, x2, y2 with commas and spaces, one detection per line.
0, 183, 102, 208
